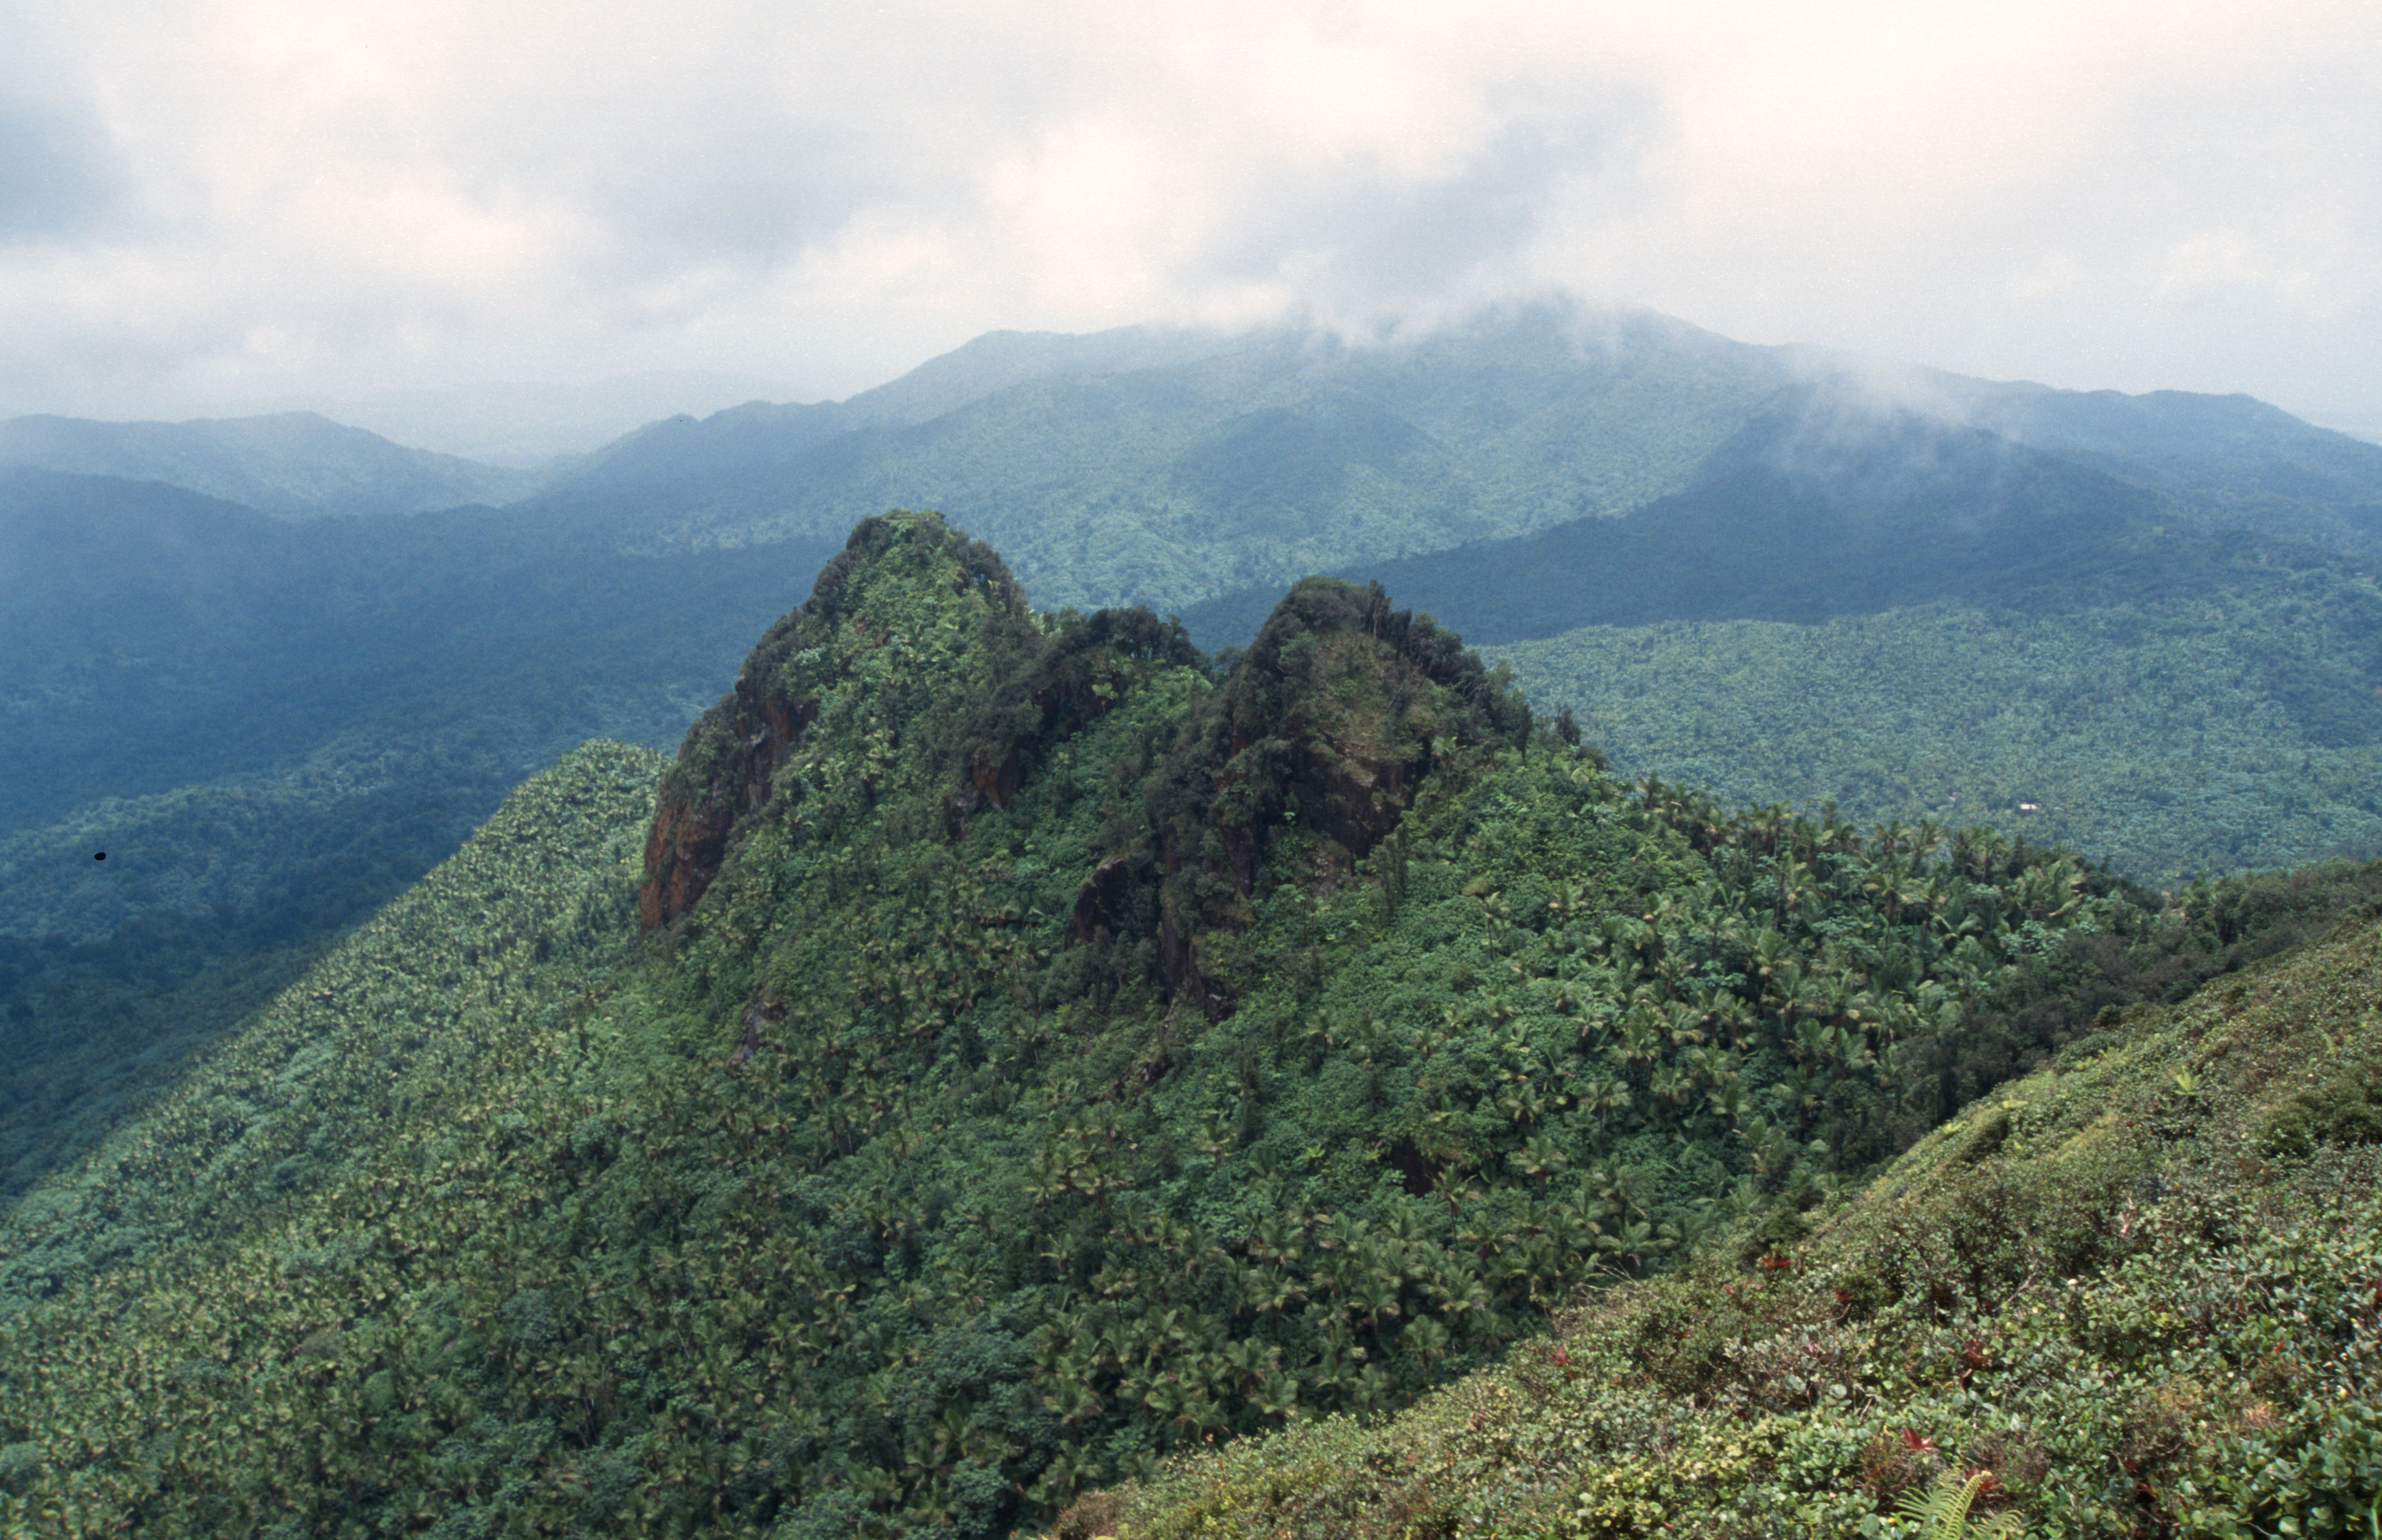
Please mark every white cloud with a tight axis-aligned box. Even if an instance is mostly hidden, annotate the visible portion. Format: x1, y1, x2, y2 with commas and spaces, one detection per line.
2, 0, 2376, 435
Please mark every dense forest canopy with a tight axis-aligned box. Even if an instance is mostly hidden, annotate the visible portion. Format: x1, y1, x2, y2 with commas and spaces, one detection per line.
7, 316, 2377, 1203
1180, 393, 2382, 885
3, 309, 2380, 1534
0, 515, 2375, 1537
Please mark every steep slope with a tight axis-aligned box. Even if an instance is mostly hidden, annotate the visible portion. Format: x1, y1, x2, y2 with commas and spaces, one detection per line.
0, 740, 667, 1311
5, 518, 2372, 1538
1097, 899, 2382, 1540
0, 411, 537, 517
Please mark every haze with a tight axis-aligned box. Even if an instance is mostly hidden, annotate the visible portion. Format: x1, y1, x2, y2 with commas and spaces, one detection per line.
4, 0, 2378, 451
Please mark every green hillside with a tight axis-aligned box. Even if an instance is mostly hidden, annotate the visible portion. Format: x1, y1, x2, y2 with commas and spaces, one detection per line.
533, 308, 2382, 616
12, 314, 2378, 1220
1178, 403, 2382, 885
0, 470, 837, 1202
1485, 585, 2382, 886
1094, 890, 2382, 1540
2, 516, 2376, 1537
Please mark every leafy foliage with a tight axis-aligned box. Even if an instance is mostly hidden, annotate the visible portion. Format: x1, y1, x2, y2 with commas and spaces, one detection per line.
1890, 1470, 2027, 1540
1098, 903, 2382, 1539
2, 517, 2376, 1539
1486, 581, 2382, 885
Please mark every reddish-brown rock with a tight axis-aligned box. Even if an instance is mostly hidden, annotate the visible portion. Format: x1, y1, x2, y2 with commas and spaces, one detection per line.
637, 678, 817, 930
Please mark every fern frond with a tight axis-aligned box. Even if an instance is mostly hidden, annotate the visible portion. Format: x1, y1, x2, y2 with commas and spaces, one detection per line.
1893, 1470, 2026, 1540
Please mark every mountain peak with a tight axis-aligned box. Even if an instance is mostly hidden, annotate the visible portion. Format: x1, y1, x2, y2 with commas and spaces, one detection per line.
641, 512, 1041, 929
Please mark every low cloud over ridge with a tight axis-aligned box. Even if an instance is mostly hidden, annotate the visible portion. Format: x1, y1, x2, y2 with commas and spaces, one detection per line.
2, 1, 2377, 438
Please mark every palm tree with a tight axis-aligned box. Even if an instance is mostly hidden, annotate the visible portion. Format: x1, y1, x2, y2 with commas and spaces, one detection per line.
1512, 1133, 1568, 1184
1251, 1370, 1300, 1420
1580, 1075, 1632, 1127
1402, 1314, 1451, 1371
1030, 1443, 1099, 1508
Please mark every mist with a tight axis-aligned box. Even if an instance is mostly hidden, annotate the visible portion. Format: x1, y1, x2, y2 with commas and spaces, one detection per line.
1, 2, 2376, 442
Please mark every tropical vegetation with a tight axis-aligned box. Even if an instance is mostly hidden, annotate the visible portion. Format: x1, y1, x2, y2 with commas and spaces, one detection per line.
0, 515, 2374, 1536
1091, 877, 2382, 1538
10, 309, 2380, 1225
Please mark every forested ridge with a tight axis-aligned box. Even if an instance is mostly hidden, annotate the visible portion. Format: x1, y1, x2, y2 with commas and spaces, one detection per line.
0, 515, 2375, 1537
9, 311, 2379, 1222
1486, 578, 2382, 886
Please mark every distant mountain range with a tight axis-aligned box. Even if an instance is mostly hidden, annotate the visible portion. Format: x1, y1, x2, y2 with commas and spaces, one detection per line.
21, 304, 2373, 609
0, 411, 539, 519
514, 307, 2382, 615
1176, 379, 2382, 646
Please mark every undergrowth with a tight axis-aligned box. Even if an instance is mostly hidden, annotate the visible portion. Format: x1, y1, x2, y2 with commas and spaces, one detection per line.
1091, 907, 2382, 1538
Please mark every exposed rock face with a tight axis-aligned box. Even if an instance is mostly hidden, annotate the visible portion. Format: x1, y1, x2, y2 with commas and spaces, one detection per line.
949, 605, 1201, 820
637, 520, 1529, 1038
1066, 853, 1150, 945
639, 678, 816, 929
640, 512, 1044, 932
1129, 576, 1532, 1013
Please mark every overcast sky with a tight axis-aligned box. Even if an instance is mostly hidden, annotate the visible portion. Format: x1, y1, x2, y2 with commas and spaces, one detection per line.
4, 0, 2378, 445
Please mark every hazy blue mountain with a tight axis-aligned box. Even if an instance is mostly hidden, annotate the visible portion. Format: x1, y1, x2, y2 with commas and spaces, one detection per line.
0, 410, 539, 517
0, 466, 834, 846
1168, 388, 2382, 884
519, 307, 2382, 621
1177, 389, 2177, 647
525, 307, 1798, 612
1944, 377, 2382, 561
320, 368, 808, 466
533, 326, 1249, 503
0, 466, 836, 1195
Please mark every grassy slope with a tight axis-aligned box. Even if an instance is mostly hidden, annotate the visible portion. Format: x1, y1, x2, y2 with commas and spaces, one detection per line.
1094, 907, 2382, 1539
